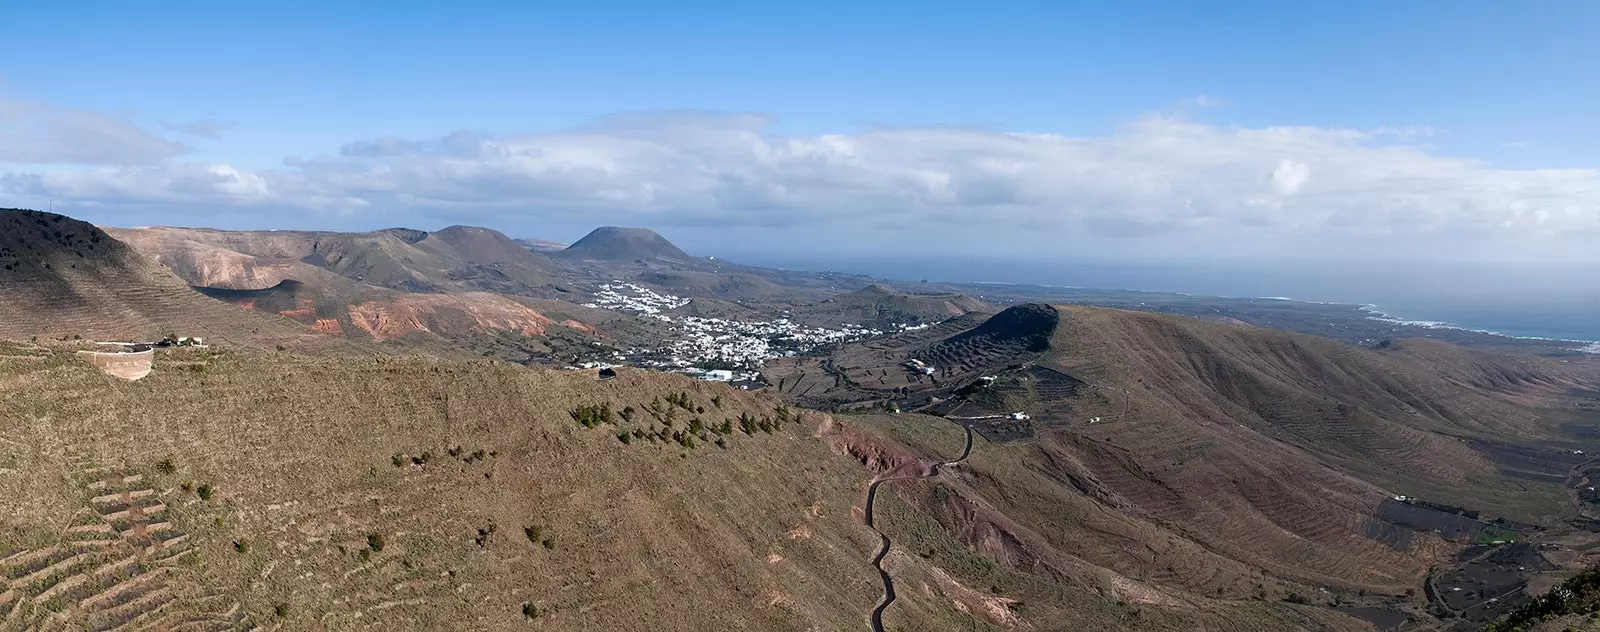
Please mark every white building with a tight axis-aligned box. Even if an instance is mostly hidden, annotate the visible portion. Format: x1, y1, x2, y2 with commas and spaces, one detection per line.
699, 370, 734, 382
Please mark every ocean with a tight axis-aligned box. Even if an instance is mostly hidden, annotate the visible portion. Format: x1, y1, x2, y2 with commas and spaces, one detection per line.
721, 253, 1600, 345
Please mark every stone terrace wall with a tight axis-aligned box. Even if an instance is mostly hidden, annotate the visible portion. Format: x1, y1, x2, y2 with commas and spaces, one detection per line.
77, 349, 154, 381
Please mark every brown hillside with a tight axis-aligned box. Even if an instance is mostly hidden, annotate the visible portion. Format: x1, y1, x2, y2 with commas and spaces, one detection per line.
808, 283, 996, 327
107, 224, 599, 348
0, 209, 323, 348
105, 224, 556, 294
197, 277, 575, 344
414, 225, 558, 280
0, 345, 1415, 632
636, 271, 788, 300
0, 349, 975, 631
771, 303, 1600, 630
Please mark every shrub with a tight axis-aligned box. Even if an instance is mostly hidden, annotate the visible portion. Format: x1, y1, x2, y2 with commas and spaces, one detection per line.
524, 526, 542, 543
233, 540, 249, 554
274, 603, 290, 618
568, 403, 615, 428
616, 432, 631, 444
196, 484, 214, 500
155, 457, 176, 475
366, 533, 385, 552
522, 602, 540, 619
541, 537, 554, 550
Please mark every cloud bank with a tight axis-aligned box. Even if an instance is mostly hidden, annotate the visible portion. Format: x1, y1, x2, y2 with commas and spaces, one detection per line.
0, 99, 189, 165
3, 100, 1598, 246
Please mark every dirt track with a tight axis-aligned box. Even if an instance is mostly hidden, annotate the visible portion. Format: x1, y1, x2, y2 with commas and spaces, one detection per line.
863, 424, 974, 632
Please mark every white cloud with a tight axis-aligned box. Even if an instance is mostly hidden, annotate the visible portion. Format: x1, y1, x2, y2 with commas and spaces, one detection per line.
4, 109, 1600, 245
160, 119, 235, 140
0, 99, 188, 165
1271, 159, 1310, 196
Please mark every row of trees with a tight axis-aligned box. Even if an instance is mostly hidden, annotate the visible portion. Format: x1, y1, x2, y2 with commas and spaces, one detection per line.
575, 400, 796, 449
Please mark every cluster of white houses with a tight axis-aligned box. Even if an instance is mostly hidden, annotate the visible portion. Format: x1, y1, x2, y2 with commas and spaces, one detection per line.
580, 281, 920, 372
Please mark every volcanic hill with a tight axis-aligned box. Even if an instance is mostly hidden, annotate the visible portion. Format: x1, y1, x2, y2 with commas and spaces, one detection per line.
105, 224, 557, 295
553, 226, 693, 262
104, 223, 612, 351
0, 209, 322, 347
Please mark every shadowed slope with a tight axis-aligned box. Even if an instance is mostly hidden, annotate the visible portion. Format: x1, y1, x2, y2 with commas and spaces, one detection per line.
0, 209, 323, 348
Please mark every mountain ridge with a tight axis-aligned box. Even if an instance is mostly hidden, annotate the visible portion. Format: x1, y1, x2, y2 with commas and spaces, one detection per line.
0, 209, 327, 347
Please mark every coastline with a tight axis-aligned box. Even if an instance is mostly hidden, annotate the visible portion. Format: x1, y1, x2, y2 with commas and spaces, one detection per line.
1354, 303, 1600, 353
949, 280, 1600, 355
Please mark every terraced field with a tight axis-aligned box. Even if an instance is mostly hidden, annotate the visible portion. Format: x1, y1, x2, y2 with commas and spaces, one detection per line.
0, 468, 253, 632
0, 349, 966, 631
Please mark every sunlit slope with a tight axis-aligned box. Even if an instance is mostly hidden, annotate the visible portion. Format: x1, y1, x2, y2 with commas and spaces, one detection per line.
0, 352, 893, 630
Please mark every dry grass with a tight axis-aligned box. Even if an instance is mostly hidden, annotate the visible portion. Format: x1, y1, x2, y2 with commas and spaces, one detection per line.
0, 350, 905, 630
778, 304, 1600, 631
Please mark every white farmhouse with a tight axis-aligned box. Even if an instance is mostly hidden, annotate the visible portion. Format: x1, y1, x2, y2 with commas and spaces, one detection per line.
699, 370, 734, 382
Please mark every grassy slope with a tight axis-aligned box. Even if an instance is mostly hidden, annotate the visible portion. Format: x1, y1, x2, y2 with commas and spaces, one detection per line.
0, 350, 907, 630
775, 304, 1600, 631
1043, 306, 1585, 523
850, 413, 1374, 632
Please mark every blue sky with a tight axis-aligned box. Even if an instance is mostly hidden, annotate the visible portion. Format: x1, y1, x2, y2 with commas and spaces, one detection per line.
1, 1, 1597, 261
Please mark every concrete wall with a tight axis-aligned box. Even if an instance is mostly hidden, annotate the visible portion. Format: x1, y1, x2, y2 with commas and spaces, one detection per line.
77, 349, 154, 381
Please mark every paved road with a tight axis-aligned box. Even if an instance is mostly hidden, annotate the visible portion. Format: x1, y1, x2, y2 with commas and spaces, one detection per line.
863, 425, 975, 632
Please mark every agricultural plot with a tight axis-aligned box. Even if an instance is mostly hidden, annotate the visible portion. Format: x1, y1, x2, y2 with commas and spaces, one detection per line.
0, 468, 253, 631
1432, 543, 1554, 629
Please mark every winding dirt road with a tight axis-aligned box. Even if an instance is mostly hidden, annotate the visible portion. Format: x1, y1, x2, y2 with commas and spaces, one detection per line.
863, 424, 975, 632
